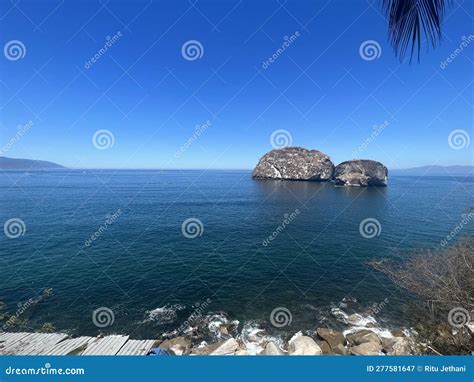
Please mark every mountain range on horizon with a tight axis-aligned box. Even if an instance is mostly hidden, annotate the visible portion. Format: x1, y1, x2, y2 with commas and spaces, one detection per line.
0, 156, 66, 170
1, 156, 473, 176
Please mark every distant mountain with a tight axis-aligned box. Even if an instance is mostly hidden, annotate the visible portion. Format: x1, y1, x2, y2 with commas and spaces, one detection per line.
0, 157, 65, 170
391, 165, 474, 176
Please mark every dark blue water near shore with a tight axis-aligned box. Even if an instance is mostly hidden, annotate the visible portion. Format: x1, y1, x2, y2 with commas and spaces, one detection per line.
1, 170, 473, 338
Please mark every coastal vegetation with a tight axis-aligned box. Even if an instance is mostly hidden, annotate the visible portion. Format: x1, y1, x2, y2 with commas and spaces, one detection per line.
371, 238, 474, 354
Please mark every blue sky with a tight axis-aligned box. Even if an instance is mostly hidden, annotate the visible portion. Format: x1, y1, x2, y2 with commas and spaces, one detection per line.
0, 0, 472, 169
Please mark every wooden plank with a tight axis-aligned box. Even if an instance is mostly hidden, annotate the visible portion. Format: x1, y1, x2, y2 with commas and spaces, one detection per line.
0, 333, 35, 354
0, 333, 29, 354
0, 332, 31, 346
3, 333, 64, 355
81, 335, 129, 355
116, 339, 155, 356
19, 333, 69, 355
0, 332, 31, 344
45, 336, 94, 355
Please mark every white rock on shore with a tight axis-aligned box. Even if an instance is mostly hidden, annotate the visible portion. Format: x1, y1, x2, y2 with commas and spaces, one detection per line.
288, 336, 323, 355
209, 338, 240, 355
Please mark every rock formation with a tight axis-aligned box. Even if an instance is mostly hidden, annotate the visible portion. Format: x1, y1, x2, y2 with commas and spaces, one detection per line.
333, 159, 388, 187
252, 147, 334, 181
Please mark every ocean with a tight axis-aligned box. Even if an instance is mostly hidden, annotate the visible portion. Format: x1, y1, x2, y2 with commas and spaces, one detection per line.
1, 170, 473, 346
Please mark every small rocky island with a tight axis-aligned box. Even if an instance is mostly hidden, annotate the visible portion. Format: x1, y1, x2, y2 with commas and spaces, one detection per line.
333, 160, 388, 187
252, 147, 388, 186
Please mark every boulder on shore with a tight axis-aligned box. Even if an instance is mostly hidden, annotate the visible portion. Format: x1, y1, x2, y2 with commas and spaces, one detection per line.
209, 338, 239, 355
346, 330, 381, 346
252, 147, 334, 181
159, 336, 191, 355
333, 160, 388, 187
350, 341, 383, 355
260, 342, 284, 355
317, 328, 346, 349
288, 336, 323, 355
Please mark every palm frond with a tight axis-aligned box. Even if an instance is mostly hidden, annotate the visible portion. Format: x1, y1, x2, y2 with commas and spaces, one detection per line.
382, 0, 449, 62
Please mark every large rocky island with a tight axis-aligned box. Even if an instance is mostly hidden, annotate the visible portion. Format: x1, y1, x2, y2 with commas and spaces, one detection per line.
252, 147, 334, 181
252, 147, 388, 186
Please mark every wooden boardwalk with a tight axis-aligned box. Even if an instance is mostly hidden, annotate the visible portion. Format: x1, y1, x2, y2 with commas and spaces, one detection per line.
0, 332, 157, 356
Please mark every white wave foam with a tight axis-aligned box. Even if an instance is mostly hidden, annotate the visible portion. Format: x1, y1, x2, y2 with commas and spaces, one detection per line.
238, 321, 285, 355
145, 303, 186, 324
331, 307, 394, 339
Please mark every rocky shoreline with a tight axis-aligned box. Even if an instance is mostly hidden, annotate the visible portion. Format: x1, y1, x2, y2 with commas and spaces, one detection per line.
157, 324, 414, 356
152, 305, 416, 356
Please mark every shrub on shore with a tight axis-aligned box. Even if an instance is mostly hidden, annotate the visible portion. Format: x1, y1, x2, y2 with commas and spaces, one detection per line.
371, 238, 473, 355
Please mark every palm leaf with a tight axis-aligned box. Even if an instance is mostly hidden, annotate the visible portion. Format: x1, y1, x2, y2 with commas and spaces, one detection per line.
382, 0, 449, 61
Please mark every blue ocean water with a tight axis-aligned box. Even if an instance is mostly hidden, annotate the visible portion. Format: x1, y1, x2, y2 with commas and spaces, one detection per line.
0, 170, 473, 339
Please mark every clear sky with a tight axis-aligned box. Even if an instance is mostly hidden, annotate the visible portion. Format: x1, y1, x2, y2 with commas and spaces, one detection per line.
0, 0, 472, 169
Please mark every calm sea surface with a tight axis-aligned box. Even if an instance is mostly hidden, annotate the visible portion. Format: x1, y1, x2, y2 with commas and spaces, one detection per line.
1, 170, 473, 339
